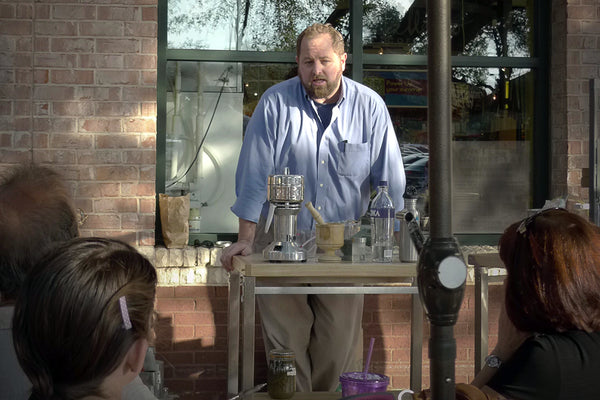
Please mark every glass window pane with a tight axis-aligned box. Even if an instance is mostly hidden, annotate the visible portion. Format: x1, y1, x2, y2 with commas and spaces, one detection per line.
164, 61, 296, 234
362, 0, 533, 57
168, 0, 350, 51
363, 66, 534, 233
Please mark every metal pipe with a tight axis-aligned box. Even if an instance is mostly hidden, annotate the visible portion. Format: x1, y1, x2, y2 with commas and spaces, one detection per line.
428, 0, 453, 239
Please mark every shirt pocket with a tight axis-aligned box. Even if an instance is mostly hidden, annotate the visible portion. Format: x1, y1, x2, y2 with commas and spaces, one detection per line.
337, 141, 370, 177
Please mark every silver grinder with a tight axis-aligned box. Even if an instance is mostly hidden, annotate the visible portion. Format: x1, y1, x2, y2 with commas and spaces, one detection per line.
262, 168, 306, 262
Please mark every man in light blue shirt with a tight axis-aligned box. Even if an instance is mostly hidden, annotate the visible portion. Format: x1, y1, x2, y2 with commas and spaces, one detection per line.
221, 23, 405, 391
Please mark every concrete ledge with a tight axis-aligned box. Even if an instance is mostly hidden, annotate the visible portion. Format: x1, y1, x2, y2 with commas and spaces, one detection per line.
139, 244, 499, 288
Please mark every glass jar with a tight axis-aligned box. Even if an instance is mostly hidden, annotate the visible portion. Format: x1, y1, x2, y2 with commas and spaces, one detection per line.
267, 349, 296, 399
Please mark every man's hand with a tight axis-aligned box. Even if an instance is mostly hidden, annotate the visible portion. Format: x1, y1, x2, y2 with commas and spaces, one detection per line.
220, 239, 253, 272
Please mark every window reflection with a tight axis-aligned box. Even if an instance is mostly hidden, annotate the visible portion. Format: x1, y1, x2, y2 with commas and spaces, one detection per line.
167, 0, 350, 50
362, 0, 532, 56
362, 66, 534, 233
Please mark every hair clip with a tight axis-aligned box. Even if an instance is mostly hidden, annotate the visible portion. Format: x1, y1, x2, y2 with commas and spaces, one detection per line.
517, 207, 565, 236
119, 296, 132, 330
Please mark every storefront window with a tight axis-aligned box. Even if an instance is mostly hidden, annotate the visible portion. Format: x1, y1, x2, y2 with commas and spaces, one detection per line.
159, 0, 547, 237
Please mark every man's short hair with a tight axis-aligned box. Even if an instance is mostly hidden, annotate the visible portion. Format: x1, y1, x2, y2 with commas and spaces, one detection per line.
0, 164, 78, 300
296, 23, 346, 58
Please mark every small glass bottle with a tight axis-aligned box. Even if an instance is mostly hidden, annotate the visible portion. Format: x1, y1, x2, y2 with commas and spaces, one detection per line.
267, 349, 296, 399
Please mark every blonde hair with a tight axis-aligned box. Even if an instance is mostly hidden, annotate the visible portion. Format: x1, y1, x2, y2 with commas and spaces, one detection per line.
296, 23, 345, 58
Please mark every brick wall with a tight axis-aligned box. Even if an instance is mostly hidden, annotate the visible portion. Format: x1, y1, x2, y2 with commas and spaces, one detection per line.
154, 281, 504, 400
551, 0, 600, 204
0, 2, 589, 400
0, 0, 157, 246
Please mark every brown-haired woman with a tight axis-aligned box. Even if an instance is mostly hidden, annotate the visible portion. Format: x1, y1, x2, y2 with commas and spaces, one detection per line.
12, 237, 157, 400
472, 208, 600, 399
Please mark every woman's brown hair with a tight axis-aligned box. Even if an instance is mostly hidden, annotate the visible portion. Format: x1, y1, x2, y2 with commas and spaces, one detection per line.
13, 237, 157, 400
499, 208, 600, 333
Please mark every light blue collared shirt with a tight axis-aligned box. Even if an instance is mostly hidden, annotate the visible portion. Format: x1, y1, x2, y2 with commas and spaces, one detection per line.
231, 75, 405, 232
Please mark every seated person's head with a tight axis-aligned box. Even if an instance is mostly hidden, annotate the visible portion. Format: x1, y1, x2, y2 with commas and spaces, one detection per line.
499, 208, 600, 333
12, 237, 157, 400
0, 164, 78, 302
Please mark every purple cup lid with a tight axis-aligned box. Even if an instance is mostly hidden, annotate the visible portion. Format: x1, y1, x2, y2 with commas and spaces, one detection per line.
340, 372, 390, 383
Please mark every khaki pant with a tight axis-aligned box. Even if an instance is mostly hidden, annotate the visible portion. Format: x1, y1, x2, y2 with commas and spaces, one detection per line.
254, 218, 364, 391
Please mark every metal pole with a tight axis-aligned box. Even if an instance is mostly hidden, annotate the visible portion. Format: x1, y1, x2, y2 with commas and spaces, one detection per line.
428, 0, 452, 239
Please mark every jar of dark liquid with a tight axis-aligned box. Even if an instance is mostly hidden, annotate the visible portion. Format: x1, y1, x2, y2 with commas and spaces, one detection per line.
267, 349, 296, 399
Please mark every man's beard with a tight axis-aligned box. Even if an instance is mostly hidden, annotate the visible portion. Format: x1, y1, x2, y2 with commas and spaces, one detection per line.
302, 72, 342, 101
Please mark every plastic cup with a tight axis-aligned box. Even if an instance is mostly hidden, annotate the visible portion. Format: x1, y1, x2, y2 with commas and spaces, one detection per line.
339, 372, 390, 397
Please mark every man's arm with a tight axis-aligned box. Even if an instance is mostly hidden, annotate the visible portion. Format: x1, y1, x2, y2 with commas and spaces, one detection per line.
220, 218, 257, 272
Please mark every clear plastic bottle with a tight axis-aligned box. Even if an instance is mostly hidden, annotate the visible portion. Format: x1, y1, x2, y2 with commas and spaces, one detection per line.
370, 181, 395, 263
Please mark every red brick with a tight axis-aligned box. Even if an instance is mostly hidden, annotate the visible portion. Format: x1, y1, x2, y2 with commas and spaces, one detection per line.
96, 134, 138, 149
79, 54, 124, 69
121, 179, 154, 195
97, 38, 139, 54
142, 38, 157, 53
174, 312, 215, 326
123, 86, 156, 101
171, 325, 195, 341
94, 198, 138, 213
53, 101, 94, 116
51, 38, 94, 53
97, 6, 138, 21
77, 182, 120, 197
174, 286, 214, 298
76, 87, 121, 102
52, 4, 96, 20
50, 133, 93, 149
33, 70, 49, 84
95, 165, 139, 180
141, 70, 157, 85
156, 298, 196, 313
79, 118, 122, 133
95, 102, 140, 117
140, 198, 155, 213
123, 118, 155, 133
140, 165, 156, 180
80, 214, 121, 230
0, 20, 31, 35
122, 213, 154, 230
122, 150, 155, 164
0, 4, 15, 18
142, 6, 157, 21
79, 21, 124, 37
51, 69, 94, 85
33, 86, 75, 100
35, 21, 77, 36
33, 37, 49, 52
35, 53, 77, 68
96, 70, 139, 85
156, 286, 175, 299
125, 22, 156, 37
141, 134, 155, 148
34, 118, 77, 134
34, 4, 50, 19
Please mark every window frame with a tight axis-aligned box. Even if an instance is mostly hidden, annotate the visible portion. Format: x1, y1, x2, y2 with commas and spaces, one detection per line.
156, 0, 550, 245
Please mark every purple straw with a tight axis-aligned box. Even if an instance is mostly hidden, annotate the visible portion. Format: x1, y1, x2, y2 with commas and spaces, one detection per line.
363, 337, 376, 378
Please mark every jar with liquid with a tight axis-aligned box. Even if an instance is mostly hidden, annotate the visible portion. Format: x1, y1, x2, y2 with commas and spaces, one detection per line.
267, 349, 296, 399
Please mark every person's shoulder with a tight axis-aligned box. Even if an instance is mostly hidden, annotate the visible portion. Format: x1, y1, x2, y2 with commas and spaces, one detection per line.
263, 76, 302, 98
342, 76, 386, 104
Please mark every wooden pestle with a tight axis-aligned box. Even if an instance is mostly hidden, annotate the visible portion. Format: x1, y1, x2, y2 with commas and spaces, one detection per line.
305, 201, 326, 225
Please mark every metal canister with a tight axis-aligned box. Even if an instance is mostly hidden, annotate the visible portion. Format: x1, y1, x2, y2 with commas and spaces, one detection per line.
397, 197, 420, 262
267, 167, 304, 203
